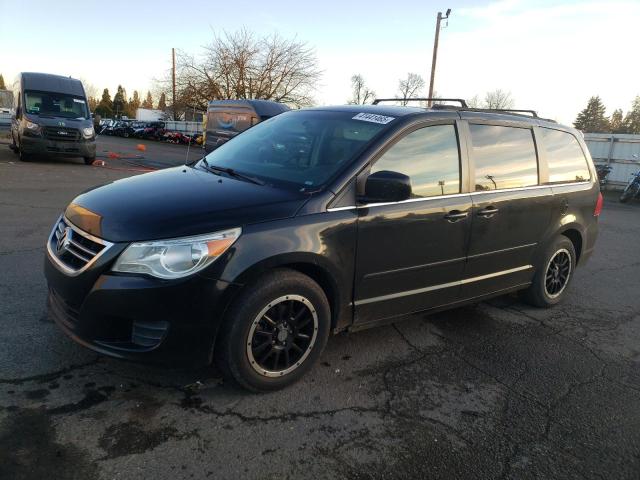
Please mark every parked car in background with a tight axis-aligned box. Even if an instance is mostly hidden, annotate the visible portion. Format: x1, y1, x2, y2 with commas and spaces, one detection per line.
44, 100, 601, 392
138, 121, 166, 140
204, 99, 289, 152
111, 120, 135, 137
10, 72, 96, 165
0, 89, 14, 114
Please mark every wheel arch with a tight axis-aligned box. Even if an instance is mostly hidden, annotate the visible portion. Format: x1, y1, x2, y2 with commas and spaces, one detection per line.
229, 252, 348, 333
559, 227, 583, 263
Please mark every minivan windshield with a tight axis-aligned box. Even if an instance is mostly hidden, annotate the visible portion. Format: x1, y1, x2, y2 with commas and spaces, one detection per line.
24, 90, 89, 119
200, 110, 390, 190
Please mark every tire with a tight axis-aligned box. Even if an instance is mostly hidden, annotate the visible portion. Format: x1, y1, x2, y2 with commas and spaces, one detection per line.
10, 134, 19, 154
123, 132, 130, 138
522, 236, 576, 308
620, 183, 639, 203
215, 269, 331, 392
84, 156, 95, 166
18, 145, 30, 162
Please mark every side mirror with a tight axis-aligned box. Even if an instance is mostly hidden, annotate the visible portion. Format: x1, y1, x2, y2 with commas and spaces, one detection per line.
359, 170, 412, 204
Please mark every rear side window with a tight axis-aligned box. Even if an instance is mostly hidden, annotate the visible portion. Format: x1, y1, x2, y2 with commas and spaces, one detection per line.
371, 124, 460, 198
541, 128, 591, 183
469, 124, 538, 191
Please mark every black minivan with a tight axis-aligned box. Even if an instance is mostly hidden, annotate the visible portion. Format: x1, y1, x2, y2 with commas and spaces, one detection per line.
11, 72, 96, 164
44, 101, 601, 391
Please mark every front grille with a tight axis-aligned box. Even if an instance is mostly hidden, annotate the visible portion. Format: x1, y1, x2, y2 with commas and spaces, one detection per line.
43, 126, 81, 142
48, 216, 112, 274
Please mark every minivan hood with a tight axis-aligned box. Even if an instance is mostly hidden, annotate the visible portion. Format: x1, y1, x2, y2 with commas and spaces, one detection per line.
65, 166, 307, 242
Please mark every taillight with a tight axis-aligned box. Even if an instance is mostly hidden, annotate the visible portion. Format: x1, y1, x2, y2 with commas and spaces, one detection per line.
594, 192, 603, 217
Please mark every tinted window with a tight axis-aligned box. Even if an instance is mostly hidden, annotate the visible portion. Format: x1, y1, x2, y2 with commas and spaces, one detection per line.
371, 124, 460, 197
541, 128, 591, 183
469, 124, 538, 191
202, 111, 388, 191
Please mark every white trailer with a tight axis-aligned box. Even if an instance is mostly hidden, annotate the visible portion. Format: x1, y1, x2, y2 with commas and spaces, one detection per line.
136, 108, 165, 121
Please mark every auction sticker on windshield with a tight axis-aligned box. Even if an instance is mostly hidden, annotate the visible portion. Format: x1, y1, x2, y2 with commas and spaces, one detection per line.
352, 113, 395, 124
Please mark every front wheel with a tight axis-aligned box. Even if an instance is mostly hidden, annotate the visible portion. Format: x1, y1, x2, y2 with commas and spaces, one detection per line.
620, 182, 639, 203
18, 145, 30, 162
215, 269, 330, 392
522, 236, 576, 308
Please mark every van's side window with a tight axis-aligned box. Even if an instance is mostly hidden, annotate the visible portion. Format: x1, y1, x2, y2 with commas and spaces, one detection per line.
469, 125, 538, 191
371, 124, 460, 198
541, 128, 591, 183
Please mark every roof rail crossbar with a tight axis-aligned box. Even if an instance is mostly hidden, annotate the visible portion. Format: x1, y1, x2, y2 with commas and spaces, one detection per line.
372, 97, 468, 108
478, 108, 539, 118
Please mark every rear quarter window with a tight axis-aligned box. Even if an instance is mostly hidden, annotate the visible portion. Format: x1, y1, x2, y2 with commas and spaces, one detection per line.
540, 128, 591, 184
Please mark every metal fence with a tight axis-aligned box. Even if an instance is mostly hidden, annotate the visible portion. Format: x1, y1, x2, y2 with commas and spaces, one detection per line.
585, 133, 640, 190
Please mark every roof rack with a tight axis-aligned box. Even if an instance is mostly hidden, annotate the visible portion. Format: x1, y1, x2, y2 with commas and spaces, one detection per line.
464, 108, 539, 118
373, 97, 555, 123
372, 98, 468, 107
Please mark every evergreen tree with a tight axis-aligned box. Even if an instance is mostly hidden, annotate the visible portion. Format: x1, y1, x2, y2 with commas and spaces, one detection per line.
0, 74, 5, 89
623, 96, 640, 134
157, 92, 167, 111
112, 85, 127, 117
574, 96, 610, 133
141, 90, 154, 109
609, 109, 626, 134
125, 90, 141, 117
94, 88, 113, 118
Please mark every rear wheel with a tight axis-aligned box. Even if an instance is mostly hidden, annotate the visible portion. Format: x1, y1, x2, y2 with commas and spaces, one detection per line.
522, 236, 576, 308
620, 182, 639, 203
215, 269, 330, 392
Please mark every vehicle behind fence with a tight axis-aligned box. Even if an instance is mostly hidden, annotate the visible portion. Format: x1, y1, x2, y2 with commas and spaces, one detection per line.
585, 133, 640, 190
0, 112, 10, 129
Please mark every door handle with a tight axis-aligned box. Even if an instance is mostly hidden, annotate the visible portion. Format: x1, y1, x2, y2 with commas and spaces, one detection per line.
478, 206, 499, 217
444, 210, 469, 222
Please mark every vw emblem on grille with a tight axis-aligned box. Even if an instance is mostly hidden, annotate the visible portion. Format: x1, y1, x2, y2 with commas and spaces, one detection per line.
56, 227, 72, 255
58, 121, 66, 127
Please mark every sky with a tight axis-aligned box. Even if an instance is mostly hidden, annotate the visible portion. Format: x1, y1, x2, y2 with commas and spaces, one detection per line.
1, 0, 639, 124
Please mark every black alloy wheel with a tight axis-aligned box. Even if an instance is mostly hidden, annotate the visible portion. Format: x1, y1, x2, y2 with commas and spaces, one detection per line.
544, 248, 572, 298
247, 295, 318, 377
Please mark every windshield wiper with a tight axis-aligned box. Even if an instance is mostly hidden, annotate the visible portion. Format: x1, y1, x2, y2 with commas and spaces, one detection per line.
200, 160, 265, 186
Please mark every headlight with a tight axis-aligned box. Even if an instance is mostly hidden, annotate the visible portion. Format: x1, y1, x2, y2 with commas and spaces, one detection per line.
82, 127, 94, 138
112, 228, 241, 279
26, 121, 40, 131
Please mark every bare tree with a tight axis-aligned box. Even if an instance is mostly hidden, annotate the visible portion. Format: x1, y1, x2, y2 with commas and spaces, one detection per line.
467, 94, 481, 108
348, 74, 376, 105
161, 29, 321, 112
397, 73, 425, 105
484, 89, 514, 109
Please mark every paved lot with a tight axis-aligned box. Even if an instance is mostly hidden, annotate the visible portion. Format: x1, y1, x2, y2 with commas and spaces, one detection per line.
1, 138, 640, 480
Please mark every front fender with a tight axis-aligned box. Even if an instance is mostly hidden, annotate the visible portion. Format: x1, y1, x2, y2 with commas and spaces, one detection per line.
202, 211, 359, 331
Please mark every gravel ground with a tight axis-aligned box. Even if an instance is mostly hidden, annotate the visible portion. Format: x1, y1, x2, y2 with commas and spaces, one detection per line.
1, 138, 640, 480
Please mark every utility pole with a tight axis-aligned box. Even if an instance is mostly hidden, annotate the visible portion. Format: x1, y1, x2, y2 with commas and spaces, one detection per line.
172, 47, 176, 120
428, 8, 451, 107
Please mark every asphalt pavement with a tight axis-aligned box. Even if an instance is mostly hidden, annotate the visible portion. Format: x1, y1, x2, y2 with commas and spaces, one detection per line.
1, 136, 640, 480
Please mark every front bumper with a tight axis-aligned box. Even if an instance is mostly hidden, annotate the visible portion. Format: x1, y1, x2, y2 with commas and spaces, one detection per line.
22, 135, 96, 158
44, 245, 240, 367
